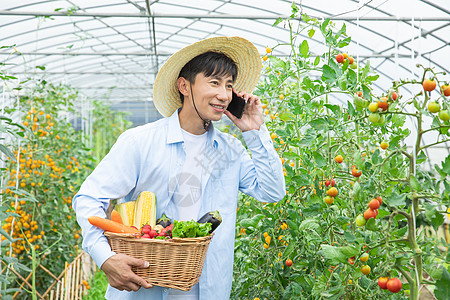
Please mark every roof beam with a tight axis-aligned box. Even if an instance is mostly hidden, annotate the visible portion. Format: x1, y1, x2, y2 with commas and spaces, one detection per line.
0, 51, 421, 59
0, 10, 449, 21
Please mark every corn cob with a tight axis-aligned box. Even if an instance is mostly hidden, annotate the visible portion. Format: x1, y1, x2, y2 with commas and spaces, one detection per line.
115, 201, 135, 226
133, 191, 157, 229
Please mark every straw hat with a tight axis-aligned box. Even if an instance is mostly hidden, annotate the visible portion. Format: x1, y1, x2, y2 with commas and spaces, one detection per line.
153, 36, 262, 117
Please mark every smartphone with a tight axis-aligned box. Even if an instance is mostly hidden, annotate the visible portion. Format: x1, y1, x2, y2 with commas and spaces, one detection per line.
227, 92, 246, 119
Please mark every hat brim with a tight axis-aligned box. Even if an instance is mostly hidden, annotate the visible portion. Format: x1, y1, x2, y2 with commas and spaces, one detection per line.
153, 36, 262, 117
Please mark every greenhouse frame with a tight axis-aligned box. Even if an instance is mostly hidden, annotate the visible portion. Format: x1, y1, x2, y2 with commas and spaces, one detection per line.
1, 1, 449, 299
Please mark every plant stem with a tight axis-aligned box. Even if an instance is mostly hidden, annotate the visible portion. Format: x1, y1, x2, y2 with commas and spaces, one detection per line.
419, 138, 450, 151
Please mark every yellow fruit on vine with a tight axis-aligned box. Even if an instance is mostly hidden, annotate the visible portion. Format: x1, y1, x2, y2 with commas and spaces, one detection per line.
380, 141, 389, 150
360, 253, 369, 262
368, 102, 378, 113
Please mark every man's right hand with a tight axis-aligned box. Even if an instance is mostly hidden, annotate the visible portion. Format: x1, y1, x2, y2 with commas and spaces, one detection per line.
101, 253, 153, 291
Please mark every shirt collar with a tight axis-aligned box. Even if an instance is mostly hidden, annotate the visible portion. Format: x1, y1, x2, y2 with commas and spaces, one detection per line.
166, 108, 219, 148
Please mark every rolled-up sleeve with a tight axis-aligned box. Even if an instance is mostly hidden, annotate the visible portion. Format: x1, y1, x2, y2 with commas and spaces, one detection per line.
239, 123, 285, 202
72, 131, 141, 268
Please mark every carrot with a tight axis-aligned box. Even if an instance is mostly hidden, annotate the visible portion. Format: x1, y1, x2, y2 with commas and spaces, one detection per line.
88, 216, 138, 234
111, 210, 123, 224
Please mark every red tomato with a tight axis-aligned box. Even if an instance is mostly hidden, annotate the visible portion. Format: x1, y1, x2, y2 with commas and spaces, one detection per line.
352, 168, 362, 177
368, 199, 380, 210
285, 259, 293, 267
378, 277, 389, 289
328, 187, 338, 197
376, 196, 383, 205
387, 278, 402, 293
364, 208, 377, 220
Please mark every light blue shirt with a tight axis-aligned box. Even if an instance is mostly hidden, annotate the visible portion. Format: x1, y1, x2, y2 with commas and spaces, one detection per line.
72, 109, 285, 299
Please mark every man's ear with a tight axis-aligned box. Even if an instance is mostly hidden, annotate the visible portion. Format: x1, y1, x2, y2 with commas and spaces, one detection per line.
177, 77, 190, 97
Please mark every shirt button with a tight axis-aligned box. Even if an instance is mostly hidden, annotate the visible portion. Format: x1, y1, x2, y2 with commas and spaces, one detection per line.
164, 288, 168, 292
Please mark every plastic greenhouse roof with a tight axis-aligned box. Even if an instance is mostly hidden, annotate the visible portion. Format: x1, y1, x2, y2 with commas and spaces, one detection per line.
1, 0, 449, 168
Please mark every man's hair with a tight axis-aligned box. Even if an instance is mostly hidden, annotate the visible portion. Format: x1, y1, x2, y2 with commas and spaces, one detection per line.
178, 51, 238, 103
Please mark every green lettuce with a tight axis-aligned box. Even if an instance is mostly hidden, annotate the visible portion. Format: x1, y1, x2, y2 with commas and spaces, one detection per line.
172, 220, 212, 238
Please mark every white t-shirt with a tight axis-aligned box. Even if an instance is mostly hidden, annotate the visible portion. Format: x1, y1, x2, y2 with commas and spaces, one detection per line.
168, 128, 207, 300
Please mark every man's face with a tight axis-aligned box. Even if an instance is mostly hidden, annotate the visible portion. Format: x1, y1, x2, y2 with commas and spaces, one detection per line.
189, 72, 234, 121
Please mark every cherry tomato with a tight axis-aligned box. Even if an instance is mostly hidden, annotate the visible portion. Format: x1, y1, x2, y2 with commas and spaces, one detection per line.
364, 208, 377, 220
376, 196, 383, 205
360, 253, 369, 262
356, 215, 366, 227
327, 187, 338, 197
378, 277, 389, 289
361, 265, 371, 275
387, 278, 402, 293
428, 101, 441, 113
369, 199, 380, 210
351, 168, 362, 177
324, 196, 334, 205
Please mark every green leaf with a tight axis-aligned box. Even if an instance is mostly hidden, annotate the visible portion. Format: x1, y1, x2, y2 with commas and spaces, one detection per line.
299, 219, 320, 231
344, 231, 357, 243
322, 65, 337, 83
298, 134, 316, 146
302, 76, 313, 89
425, 203, 444, 231
240, 214, 264, 228
309, 118, 329, 131
366, 74, 379, 82
438, 155, 450, 175
324, 104, 340, 115
320, 18, 330, 34
302, 203, 322, 217
365, 218, 378, 231
273, 17, 283, 26
0, 227, 13, 242
300, 40, 309, 58
313, 151, 326, 168
371, 148, 382, 164
338, 36, 351, 47
386, 192, 406, 207
362, 84, 372, 101
409, 175, 422, 192
435, 266, 450, 300
291, 2, 299, 14
347, 69, 357, 84
314, 56, 320, 66
283, 240, 297, 259
283, 151, 300, 160
279, 111, 296, 121
416, 150, 427, 164
0, 144, 15, 160
308, 28, 315, 38
320, 245, 358, 265
353, 150, 363, 169
347, 100, 355, 116
351, 181, 361, 202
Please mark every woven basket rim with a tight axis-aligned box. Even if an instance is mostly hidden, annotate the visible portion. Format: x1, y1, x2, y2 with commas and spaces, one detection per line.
104, 231, 213, 243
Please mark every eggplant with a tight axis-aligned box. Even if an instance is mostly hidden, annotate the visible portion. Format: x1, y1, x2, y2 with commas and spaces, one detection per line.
156, 214, 171, 228
197, 210, 222, 233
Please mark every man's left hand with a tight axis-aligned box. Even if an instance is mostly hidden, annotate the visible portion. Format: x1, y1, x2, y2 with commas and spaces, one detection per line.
225, 90, 264, 132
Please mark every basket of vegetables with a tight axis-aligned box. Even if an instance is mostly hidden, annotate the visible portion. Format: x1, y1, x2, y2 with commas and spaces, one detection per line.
90, 192, 222, 291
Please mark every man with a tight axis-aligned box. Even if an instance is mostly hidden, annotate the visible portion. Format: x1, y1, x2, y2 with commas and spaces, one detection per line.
73, 36, 285, 299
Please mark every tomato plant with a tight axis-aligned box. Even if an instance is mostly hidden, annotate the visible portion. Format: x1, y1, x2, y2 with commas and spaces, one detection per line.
0, 76, 131, 297
233, 4, 450, 300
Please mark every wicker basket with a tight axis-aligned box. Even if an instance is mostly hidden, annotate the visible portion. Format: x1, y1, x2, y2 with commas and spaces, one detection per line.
104, 232, 213, 291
